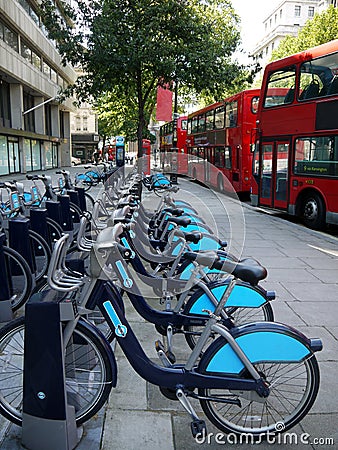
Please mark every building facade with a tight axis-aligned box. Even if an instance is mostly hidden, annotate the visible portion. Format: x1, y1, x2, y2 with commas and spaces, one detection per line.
251, 0, 336, 68
70, 99, 99, 163
0, 0, 77, 176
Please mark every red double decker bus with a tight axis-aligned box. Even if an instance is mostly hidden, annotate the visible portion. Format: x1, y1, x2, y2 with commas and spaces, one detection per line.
159, 116, 188, 174
251, 40, 338, 229
186, 89, 260, 196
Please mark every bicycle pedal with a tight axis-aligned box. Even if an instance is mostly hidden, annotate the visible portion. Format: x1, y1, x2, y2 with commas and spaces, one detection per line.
166, 350, 176, 364
155, 340, 165, 353
190, 419, 207, 437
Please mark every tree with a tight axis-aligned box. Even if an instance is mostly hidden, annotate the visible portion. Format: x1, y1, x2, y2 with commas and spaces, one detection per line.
40, 0, 246, 157
271, 5, 338, 61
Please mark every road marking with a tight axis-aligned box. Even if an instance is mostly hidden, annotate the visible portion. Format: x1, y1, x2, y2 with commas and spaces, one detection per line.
308, 244, 338, 257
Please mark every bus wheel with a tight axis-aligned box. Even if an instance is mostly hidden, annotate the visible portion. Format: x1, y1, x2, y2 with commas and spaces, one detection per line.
301, 193, 326, 230
217, 175, 224, 192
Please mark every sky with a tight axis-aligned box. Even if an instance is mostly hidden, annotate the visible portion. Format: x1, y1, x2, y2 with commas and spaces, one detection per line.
231, 0, 281, 63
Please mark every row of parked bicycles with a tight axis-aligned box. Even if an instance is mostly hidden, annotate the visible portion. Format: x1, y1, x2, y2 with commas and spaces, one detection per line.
0, 166, 322, 441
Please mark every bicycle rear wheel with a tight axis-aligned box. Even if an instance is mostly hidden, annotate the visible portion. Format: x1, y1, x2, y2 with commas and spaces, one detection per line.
198, 353, 320, 437
29, 230, 51, 282
1, 246, 33, 311
0, 317, 113, 426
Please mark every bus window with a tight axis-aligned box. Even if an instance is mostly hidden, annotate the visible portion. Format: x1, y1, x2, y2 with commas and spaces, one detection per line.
187, 119, 192, 134
181, 119, 187, 130
214, 146, 231, 169
294, 136, 338, 176
299, 51, 338, 97
198, 114, 206, 132
191, 117, 198, 133
205, 110, 214, 130
251, 96, 259, 114
299, 66, 322, 100
225, 101, 238, 127
264, 67, 296, 107
214, 106, 225, 129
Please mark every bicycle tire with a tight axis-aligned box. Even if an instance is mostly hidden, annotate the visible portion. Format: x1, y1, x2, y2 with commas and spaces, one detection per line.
0, 317, 114, 426
46, 217, 63, 246
70, 201, 82, 223
75, 174, 94, 192
84, 192, 95, 211
183, 302, 274, 350
198, 349, 320, 437
29, 230, 51, 282
1, 246, 33, 311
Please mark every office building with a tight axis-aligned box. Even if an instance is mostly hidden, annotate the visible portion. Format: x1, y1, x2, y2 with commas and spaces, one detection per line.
0, 0, 77, 175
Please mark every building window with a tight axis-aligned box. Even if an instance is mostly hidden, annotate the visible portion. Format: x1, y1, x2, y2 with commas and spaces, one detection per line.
24, 138, 41, 172
83, 116, 88, 131
0, 135, 9, 175
295, 5, 301, 17
51, 68, 57, 84
21, 40, 32, 61
269, 18, 272, 27
31, 50, 41, 70
0, 20, 19, 52
308, 6, 315, 17
275, 13, 277, 22
280, 9, 282, 18
76, 116, 81, 131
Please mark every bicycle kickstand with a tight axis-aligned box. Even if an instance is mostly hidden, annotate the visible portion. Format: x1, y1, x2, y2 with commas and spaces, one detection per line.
176, 388, 207, 437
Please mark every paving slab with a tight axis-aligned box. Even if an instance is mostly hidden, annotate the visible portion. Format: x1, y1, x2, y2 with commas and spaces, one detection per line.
101, 409, 174, 450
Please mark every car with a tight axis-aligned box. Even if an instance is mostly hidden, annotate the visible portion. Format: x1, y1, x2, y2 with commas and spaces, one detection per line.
71, 156, 82, 166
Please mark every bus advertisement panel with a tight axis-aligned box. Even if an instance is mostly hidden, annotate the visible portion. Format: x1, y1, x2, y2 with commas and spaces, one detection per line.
252, 39, 338, 229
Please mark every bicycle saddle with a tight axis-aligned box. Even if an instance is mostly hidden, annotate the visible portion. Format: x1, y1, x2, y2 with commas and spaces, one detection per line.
168, 217, 191, 227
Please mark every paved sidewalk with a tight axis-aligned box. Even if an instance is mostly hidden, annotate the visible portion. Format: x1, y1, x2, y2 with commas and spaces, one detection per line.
0, 175, 337, 449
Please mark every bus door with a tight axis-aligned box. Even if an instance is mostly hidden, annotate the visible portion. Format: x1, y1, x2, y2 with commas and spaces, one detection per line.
260, 140, 289, 209
205, 147, 212, 183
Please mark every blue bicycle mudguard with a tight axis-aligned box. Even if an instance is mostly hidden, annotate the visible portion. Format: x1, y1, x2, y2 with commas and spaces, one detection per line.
185, 280, 271, 315
169, 234, 222, 257
86, 170, 99, 180
77, 173, 93, 182
152, 178, 171, 188
167, 222, 213, 235
178, 258, 223, 280
199, 322, 323, 375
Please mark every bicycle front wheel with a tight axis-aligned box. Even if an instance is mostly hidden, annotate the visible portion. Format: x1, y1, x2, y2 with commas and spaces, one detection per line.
0, 317, 113, 426
198, 356, 320, 437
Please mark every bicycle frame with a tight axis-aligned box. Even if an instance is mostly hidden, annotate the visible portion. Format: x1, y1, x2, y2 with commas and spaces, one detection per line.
86, 279, 267, 393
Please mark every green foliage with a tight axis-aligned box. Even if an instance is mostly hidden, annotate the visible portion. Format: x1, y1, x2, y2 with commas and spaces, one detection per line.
271, 5, 338, 61
40, 0, 247, 156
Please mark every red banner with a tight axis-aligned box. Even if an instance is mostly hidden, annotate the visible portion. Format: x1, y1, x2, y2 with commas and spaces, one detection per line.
156, 86, 173, 122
